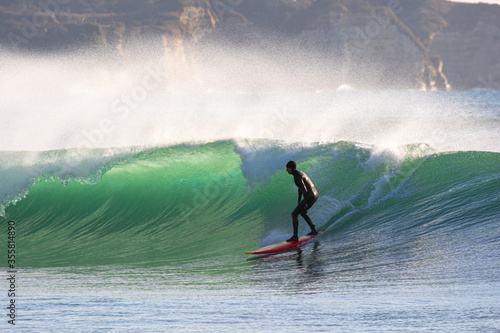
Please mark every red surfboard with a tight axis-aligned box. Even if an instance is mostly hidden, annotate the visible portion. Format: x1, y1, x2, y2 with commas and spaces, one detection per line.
245, 232, 323, 255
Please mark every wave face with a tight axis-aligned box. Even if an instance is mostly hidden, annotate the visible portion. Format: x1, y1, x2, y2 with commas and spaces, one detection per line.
1, 140, 499, 268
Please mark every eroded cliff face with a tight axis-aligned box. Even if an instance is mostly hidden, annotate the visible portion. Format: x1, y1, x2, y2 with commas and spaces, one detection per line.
429, 3, 500, 90
226, 2, 449, 90
288, 5, 433, 90
0, 0, 219, 92
209, 1, 451, 90
0, 0, 495, 90
0, 0, 217, 51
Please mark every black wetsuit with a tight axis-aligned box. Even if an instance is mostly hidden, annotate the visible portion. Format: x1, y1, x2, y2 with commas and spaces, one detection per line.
291, 170, 318, 237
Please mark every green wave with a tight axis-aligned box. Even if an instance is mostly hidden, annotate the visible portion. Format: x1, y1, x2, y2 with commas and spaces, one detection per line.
1, 141, 499, 268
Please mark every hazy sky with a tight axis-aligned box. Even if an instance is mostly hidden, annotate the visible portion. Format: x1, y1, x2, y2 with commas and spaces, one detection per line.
449, 0, 500, 3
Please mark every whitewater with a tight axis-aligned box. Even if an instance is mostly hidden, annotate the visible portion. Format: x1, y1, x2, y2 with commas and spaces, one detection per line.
1, 48, 499, 332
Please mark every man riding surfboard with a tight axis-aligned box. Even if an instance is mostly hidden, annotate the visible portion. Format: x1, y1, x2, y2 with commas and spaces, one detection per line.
285, 161, 318, 242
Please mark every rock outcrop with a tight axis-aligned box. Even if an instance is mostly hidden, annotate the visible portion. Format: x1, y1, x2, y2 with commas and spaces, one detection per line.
228, 0, 450, 90
283, 3, 436, 89
0, 0, 497, 90
429, 3, 500, 90
0, 0, 217, 51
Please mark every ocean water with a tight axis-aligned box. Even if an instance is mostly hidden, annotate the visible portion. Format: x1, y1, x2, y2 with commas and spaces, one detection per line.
1, 83, 499, 331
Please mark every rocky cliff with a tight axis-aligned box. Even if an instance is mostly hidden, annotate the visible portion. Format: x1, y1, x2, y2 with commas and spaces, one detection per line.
429, 3, 500, 90
216, 0, 450, 90
0, 0, 497, 90
281, 2, 441, 90
0, 0, 217, 51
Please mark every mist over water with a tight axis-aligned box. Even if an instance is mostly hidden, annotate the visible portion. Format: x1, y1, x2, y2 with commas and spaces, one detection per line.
1, 41, 498, 153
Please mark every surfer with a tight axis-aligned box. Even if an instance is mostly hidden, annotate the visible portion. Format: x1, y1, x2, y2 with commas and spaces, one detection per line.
285, 161, 318, 242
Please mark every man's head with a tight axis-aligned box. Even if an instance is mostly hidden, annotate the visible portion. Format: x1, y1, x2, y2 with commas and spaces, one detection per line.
286, 160, 296, 174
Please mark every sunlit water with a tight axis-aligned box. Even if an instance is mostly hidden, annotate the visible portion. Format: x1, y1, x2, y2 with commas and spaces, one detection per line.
1, 48, 499, 332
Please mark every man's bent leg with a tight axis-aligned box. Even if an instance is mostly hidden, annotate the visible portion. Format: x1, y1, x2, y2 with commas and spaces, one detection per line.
302, 197, 318, 235
288, 201, 307, 242
300, 211, 315, 229
300, 211, 317, 235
